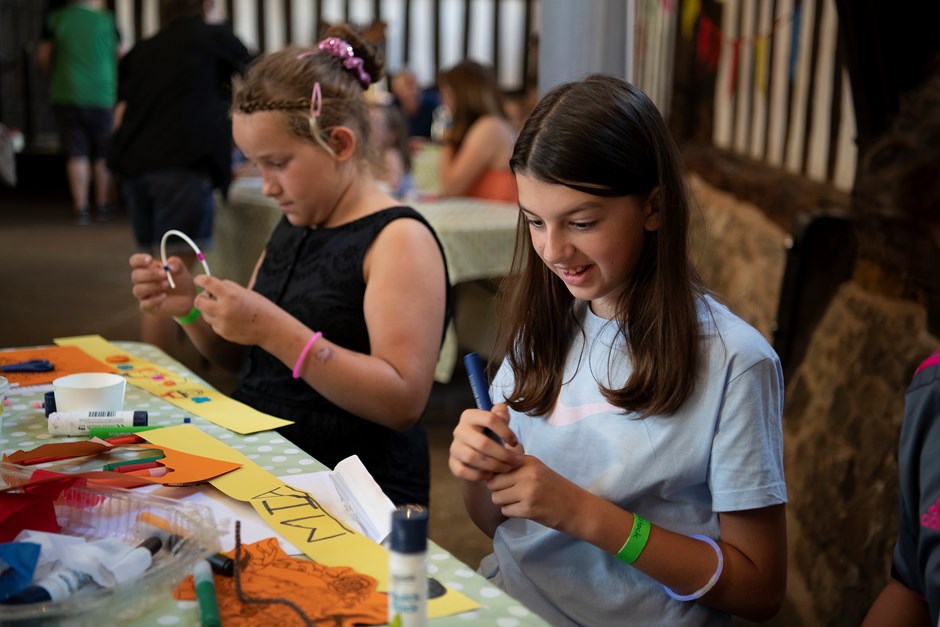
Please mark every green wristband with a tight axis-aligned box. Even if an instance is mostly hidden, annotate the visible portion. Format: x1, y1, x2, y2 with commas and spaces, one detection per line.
174, 306, 200, 325
616, 513, 651, 564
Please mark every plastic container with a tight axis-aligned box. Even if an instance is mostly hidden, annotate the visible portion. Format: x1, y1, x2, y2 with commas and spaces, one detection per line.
0, 462, 220, 625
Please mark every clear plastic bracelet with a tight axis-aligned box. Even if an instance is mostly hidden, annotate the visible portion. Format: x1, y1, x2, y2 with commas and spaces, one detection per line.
663, 534, 723, 602
160, 229, 211, 289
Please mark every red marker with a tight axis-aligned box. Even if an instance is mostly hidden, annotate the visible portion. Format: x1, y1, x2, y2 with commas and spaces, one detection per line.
126, 466, 168, 478
104, 434, 147, 446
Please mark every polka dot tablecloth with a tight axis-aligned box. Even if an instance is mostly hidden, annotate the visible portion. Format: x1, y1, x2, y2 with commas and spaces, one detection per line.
0, 342, 546, 626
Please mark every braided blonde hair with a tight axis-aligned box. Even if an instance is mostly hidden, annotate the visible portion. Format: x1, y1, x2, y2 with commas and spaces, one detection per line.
231, 24, 384, 167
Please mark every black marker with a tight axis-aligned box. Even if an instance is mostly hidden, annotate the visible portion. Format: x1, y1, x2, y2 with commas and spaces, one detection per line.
463, 353, 504, 444
167, 535, 234, 576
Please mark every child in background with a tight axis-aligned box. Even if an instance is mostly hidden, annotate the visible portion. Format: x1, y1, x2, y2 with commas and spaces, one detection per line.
437, 60, 516, 202
368, 101, 414, 199
861, 61, 940, 627
129, 25, 450, 507
449, 75, 788, 625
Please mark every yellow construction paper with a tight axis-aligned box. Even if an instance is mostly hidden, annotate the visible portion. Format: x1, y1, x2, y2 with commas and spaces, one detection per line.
143, 425, 480, 618
54, 335, 292, 434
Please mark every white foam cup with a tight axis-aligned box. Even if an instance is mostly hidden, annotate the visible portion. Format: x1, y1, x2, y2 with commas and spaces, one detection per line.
52, 373, 126, 413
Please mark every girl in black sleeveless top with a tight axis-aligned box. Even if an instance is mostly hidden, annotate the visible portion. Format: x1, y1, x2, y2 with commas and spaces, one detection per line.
128, 25, 450, 506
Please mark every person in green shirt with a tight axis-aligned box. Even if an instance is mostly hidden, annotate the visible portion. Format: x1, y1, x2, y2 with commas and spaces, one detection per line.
36, 0, 121, 225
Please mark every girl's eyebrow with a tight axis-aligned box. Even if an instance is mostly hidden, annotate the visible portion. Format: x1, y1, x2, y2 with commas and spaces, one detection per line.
519, 201, 604, 218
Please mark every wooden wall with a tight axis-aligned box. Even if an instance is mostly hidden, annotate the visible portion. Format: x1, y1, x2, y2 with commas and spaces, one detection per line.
113, 0, 540, 92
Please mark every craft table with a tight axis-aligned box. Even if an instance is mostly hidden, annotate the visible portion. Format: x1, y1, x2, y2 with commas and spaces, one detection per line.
207, 177, 519, 382
0, 341, 546, 626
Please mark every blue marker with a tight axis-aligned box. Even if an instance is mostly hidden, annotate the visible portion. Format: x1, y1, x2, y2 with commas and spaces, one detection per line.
463, 353, 503, 444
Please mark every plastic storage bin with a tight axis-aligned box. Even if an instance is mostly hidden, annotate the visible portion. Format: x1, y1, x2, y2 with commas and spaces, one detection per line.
0, 462, 220, 625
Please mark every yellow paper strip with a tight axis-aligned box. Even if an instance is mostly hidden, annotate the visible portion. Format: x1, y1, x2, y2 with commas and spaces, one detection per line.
54, 335, 292, 434
143, 425, 480, 618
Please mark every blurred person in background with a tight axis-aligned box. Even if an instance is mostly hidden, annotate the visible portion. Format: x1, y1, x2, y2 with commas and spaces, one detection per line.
861, 58, 940, 627
36, 0, 122, 226
436, 59, 516, 202
107, 0, 252, 354
390, 68, 440, 141
369, 101, 414, 200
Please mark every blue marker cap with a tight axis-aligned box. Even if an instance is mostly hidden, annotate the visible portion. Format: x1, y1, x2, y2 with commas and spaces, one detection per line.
44, 391, 56, 416
390, 506, 428, 554
132, 411, 148, 426
2, 585, 52, 604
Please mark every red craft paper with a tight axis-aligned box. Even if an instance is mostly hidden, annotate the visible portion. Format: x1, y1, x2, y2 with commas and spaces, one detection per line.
3, 441, 113, 465
0, 474, 83, 542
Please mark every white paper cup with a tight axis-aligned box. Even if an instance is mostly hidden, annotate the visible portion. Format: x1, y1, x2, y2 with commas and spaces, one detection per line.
53, 373, 126, 413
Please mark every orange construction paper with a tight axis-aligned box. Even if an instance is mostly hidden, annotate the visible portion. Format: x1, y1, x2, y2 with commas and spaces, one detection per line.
175, 537, 388, 627
131, 444, 242, 485
0, 345, 115, 387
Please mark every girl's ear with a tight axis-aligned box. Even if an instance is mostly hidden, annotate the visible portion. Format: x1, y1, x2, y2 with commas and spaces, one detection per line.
644, 186, 662, 232
328, 126, 357, 162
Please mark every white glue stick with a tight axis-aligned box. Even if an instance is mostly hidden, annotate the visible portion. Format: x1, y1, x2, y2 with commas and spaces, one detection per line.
388, 505, 428, 627
48, 411, 148, 436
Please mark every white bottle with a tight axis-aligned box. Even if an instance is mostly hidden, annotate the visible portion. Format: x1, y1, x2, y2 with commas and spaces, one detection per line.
388, 505, 428, 627
430, 106, 451, 143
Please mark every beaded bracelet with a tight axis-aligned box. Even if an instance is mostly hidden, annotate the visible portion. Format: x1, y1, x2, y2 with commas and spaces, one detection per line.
174, 306, 201, 326
292, 331, 323, 379
616, 513, 650, 565
663, 534, 724, 601
160, 229, 211, 289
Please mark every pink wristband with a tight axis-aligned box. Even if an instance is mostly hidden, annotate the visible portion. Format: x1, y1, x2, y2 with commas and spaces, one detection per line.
292, 331, 323, 379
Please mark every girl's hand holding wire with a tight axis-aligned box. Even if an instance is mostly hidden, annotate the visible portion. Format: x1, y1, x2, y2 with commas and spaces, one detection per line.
129, 253, 197, 317
193, 274, 280, 346
449, 403, 524, 481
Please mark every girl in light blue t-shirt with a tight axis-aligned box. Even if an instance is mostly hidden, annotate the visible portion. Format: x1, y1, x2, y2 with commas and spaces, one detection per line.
449, 75, 788, 627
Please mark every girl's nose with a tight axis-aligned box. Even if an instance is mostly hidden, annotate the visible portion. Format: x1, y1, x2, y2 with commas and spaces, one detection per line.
540, 227, 570, 263
260, 171, 279, 197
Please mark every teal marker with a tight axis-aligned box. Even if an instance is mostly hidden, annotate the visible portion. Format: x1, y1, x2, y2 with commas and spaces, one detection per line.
193, 559, 221, 627
103, 454, 166, 471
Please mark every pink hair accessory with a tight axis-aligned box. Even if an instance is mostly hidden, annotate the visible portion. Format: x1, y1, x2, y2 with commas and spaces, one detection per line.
310, 81, 322, 118
317, 37, 372, 88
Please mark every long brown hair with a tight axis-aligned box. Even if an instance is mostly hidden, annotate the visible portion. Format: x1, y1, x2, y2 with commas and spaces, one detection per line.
439, 59, 507, 150
497, 74, 705, 418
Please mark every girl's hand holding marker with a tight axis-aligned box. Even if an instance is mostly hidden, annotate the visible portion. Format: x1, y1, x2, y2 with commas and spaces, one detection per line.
450, 353, 523, 480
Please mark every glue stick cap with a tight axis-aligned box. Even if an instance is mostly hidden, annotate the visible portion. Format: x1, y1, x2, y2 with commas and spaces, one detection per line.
390, 505, 428, 554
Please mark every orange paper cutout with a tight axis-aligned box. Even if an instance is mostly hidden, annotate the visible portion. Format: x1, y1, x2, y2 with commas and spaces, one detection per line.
132, 444, 242, 485
0, 345, 116, 387
175, 537, 388, 626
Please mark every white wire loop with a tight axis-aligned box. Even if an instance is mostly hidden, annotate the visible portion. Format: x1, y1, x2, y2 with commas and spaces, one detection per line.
159, 229, 211, 289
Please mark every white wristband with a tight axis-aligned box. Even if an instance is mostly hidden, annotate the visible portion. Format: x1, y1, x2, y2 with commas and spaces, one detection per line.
663, 534, 723, 602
